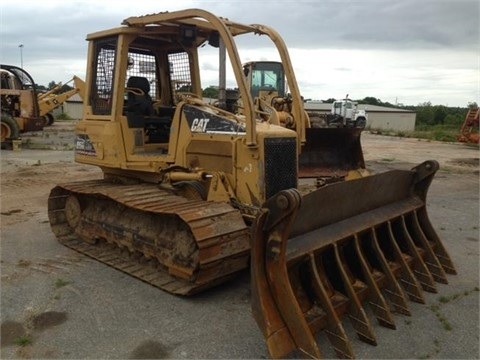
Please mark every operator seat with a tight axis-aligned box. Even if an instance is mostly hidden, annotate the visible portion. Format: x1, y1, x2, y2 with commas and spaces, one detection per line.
126, 76, 154, 116
125, 76, 171, 144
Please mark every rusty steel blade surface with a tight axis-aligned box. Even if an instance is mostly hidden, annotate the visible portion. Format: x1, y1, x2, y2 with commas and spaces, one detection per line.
251, 160, 456, 359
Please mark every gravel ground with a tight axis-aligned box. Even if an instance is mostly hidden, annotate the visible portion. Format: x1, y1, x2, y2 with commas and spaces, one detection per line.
1, 123, 478, 359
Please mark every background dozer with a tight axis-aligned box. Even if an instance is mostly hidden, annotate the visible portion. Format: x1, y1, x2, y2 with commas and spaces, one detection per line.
47, 9, 456, 358
240, 60, 367, 182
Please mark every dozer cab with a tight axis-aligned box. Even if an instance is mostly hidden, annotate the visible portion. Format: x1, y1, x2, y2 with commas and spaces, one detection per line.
47, 9, 456, 358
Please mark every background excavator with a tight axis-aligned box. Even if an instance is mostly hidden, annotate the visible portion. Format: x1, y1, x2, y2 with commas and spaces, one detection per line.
47, 9, 456, 358
457, 106, 479, 143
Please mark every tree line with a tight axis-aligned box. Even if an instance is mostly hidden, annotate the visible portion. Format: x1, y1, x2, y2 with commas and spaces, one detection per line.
39, 80, 476, 129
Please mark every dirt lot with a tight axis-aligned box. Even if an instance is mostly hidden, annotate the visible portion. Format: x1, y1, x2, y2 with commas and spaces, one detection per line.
1, 122, 479, 359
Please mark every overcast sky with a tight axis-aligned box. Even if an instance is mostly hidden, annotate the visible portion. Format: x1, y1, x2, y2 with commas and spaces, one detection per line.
1, 0, 478, 107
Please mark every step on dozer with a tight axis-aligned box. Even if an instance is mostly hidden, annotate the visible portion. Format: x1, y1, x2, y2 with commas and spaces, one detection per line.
251, 160, 456, 359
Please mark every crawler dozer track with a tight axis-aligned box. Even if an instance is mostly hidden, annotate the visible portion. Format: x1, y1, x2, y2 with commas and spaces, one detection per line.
251, 161, 457, 359
48, 180, 251, 295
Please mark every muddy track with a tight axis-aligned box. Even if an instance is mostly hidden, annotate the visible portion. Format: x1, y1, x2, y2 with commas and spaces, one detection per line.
47, 180, 251, 295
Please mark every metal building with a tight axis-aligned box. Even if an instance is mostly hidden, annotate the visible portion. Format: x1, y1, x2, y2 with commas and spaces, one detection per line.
52, 93, 84, 120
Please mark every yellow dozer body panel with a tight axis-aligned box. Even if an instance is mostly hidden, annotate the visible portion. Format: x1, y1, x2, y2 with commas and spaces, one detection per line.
47, 8, 456, 358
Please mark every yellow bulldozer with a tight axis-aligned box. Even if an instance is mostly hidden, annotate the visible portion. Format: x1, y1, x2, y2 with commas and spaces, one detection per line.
47, 9, 456, 358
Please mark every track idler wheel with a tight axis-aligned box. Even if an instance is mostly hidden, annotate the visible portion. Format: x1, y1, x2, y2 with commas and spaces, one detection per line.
64, 195, 82, 229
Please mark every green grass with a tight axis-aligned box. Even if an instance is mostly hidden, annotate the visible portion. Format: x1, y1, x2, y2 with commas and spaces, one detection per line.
408, 125, 459, 142
428, 287, 480, 332
371, 124, 478, 143
15, 335, 32, 346
413, 123, 479, 143
417, 286, 480, 358
55, 278, 71, 288
56, 112, 73, 120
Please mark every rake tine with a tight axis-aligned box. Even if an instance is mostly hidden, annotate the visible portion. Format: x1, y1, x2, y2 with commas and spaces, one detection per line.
353, 234, 396, 329
370, 229, 411, 316
333, 243, 377, 346
251, 210, 298, 359
386, 221, 425, 303
266, 264, 321, 358
407, 212, 448, 284
309, 254, 354, 359
264, 192, 322, 359
414, 209, 456, 275
399, 216, 437, 293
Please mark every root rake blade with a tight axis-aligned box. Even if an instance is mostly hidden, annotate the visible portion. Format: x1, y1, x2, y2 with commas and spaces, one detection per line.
251, 161, 456, 359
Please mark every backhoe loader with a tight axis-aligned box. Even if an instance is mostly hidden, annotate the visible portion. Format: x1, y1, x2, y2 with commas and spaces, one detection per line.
37, 76, 85, 125
47, 9, 456, 358
0, 64, 85, 146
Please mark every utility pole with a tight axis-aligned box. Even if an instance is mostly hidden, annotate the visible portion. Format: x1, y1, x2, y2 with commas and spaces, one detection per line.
19, 44, 24, 69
